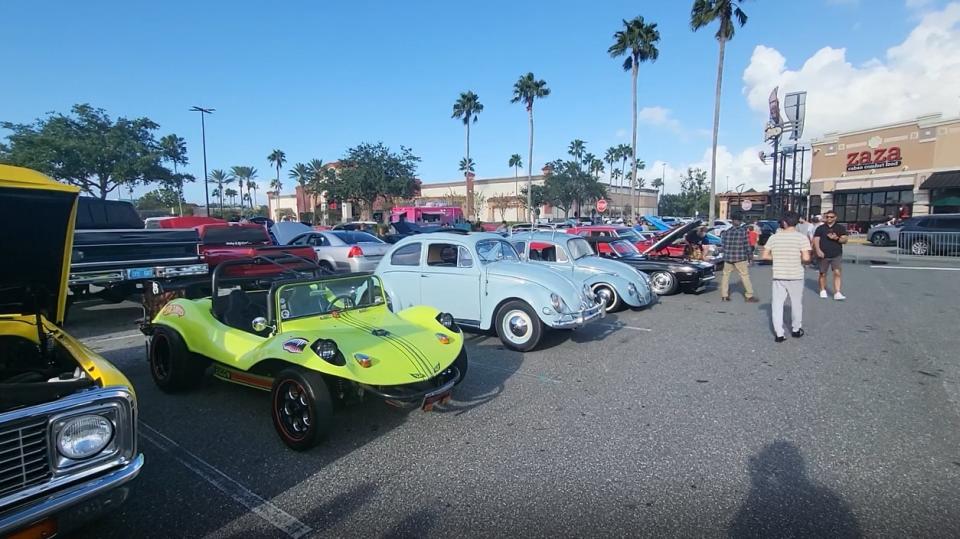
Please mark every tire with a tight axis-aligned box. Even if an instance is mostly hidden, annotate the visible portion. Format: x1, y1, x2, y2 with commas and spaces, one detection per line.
871, 232, 889, 246
649, 271, 678, 295
318, 261, 335, 274
149, 326, 208, 393
494, 300, 543, 352
271, 368, 333, 451
451, 348, 468, 386
592, 284, 621, 313
911, 238, 930, 256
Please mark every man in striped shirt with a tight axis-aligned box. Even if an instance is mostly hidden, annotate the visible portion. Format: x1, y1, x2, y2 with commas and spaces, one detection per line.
762, 211, 812, 343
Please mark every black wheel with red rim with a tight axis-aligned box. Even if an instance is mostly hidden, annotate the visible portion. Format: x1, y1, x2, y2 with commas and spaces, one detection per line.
271, 368, 333, 451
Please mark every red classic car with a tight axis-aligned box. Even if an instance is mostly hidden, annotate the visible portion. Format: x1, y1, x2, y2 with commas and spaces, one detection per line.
195, 223, 318, 272
568, 225, 686, 256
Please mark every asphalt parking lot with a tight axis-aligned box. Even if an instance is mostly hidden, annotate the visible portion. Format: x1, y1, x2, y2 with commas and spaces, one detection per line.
69, 262, 960, 537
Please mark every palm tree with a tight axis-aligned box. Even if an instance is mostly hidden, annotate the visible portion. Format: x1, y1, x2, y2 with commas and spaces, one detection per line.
269, 177, 282, 195
243, 192, 252, 208
617, 144, 632, 188
651, 177, 664, 213
508, 153, 523, 195
609, 16, 660, 221
452, 91, 483, 220
589, 158, 604, 180
224, 188, 238, 207
604, 147, 618, 187
159, 134, 188, 216
267, 149, 286, 195
569, 139, 587, 169
458, 157, 475, 173
208, 169, 230, 217
247, 180, 259, 210
288, 163, 311, 192
511, 73, 550, 223
230, 166, 257, 216
691, 0, 749, 226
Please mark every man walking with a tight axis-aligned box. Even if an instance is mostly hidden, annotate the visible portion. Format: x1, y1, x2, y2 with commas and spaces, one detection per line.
813, 210, 848, 300
719, 213, 757, 302
762, 211, 812, 342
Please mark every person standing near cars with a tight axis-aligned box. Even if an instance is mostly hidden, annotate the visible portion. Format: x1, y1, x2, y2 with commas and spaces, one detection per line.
813, 210, 848, 300
720, 213, 757, 303
762, 211, 812, 342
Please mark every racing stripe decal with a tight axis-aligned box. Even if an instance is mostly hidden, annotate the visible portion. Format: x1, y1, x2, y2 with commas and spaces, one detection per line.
338, 312, 434, 377
342, 314, 436, 374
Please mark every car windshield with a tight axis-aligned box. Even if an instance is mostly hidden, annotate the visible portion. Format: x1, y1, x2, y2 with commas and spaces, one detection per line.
567, 237, 594, 260
616, 228, 642, 242
611, 239, 640, 255
332, 231, 384, 244
475, 239, 519, 263
276, 274, 384, 320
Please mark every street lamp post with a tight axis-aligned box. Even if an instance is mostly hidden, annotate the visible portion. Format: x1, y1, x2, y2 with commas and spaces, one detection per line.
190, 106, 215, 215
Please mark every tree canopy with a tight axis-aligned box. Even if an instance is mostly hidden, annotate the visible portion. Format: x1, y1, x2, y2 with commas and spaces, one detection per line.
0, 104, 176, 198
314, 142, 420, 217
137, 187, 183, 210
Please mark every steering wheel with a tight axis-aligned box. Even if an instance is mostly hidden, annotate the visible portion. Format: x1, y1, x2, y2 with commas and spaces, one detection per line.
330, 294, 356, 309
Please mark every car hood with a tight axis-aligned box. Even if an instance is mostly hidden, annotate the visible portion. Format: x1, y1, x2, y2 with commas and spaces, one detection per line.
571, 255, 646, 278
271, 222, 313, 245
0, 165, 79, 324
486, 260, 585, 303
642, 220, 700, 255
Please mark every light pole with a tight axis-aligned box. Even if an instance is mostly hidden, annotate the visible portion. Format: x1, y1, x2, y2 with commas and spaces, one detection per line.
190, 106, 215, 215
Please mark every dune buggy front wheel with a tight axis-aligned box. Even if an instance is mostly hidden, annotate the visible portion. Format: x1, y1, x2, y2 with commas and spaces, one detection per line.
271, 368, 333, 451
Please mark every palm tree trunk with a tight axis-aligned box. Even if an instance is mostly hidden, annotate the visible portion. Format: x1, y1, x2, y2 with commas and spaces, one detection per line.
631, 61, 639, 224
708, 37, 726, 226
465, 123, 473, 220
527, 107, 534, 224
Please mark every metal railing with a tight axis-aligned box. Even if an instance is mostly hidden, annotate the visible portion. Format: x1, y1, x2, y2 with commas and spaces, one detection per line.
897, 231, 960, 260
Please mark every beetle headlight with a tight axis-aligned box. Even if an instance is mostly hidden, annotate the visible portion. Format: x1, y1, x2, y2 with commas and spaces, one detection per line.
57, 414, 114, 460
550, 293, 564, 313
628, 283, 638, 297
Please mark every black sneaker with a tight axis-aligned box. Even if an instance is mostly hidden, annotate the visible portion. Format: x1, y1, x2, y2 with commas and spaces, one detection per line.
792, 328, 804, 338
775, 335, 786, 343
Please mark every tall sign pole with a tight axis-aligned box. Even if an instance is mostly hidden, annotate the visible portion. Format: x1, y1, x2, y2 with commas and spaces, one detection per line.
190, 106, 215, 214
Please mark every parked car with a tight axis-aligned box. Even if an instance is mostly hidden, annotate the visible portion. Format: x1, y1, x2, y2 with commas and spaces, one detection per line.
143, 257, 466, 450
897, 214, 960, 255
568, 225, 650, 248
196, 223, 317, 274
588, 236, 717, 295
273, 222, 390, 273
867, 223, 901, 246
508, 232, 654, 313
332, 221, 379, 233
0, 165, 143, 537
376, 233, 604, 351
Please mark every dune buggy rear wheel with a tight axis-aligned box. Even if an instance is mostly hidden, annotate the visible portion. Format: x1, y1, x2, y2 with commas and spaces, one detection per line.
149, 326, 208, 393
271, 368, 333, 451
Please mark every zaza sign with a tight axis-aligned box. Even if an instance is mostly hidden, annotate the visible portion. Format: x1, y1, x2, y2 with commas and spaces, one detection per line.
846, 146, 902, 172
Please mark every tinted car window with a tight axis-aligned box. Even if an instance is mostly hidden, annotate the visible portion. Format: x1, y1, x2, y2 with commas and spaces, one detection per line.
332, 231, 384, 244
202, 226, 270, 245
426, 243, 459, 267
75, 197, 144, 229
390, 243, 421, 266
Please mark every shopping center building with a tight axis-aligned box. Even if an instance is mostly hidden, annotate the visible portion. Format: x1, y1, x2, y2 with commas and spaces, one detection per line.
810, 113, 960, 231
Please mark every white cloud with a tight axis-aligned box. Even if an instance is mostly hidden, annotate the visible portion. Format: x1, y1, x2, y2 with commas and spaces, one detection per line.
742, 2, 960, 141
654, 144, 775, 196
637, 105, 705, 141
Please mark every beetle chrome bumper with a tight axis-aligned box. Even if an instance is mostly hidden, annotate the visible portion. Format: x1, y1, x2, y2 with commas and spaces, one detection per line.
549, 302, 605, 329
0, 454, 143, 536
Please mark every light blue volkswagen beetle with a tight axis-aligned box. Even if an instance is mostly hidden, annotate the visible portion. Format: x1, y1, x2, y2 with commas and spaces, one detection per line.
375, 232, 604, 351
509, 231, 654, 313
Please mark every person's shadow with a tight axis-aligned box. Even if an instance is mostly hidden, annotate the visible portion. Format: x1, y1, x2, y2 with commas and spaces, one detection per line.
728, 440, 861, 538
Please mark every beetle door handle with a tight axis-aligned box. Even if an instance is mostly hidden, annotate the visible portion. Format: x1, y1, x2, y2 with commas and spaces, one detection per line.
420, 274, 429, 277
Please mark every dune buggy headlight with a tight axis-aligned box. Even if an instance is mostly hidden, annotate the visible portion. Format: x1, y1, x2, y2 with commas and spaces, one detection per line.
57, 414, 114, 460
311, 339, 345, 366
436, 312, 458, 331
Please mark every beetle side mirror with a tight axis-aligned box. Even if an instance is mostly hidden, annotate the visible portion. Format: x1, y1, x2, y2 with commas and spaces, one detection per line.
251, 317, 273, 333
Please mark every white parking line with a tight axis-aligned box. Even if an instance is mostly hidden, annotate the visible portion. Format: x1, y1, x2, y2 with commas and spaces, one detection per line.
83, 331, 143, 345
871, 265, 960, 271
139, 422, 312, 539
598, 323, 653, 332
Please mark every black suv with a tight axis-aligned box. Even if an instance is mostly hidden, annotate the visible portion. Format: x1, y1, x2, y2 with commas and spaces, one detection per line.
898, 213, 960, 255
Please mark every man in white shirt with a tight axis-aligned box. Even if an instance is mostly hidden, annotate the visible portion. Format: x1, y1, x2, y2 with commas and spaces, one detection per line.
762, 211, 812, 343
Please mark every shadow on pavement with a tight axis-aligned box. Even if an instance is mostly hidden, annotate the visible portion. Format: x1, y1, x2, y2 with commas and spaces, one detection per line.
728, 440, 861, 538
439, 342, 524, 416
382, 507, 439, 539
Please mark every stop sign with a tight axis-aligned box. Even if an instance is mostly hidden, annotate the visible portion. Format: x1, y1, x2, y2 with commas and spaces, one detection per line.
596, 199, 608, 213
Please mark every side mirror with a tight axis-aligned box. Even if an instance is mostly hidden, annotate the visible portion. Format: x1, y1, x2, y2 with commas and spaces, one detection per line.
251, 317, 272, 333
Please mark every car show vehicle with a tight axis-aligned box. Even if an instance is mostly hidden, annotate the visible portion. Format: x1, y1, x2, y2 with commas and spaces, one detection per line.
508, 231, 653, 313
69, 197, 208, 303
587, 237, 717, 295
144, 256, 467, 450
274, 223, 391, 274
376, 233, 604, 351
196, 222, 318, 274
568, 224, 650, 249
0, 165, 142, 537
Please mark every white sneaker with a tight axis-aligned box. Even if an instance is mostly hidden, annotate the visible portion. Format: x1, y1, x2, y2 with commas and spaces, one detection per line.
819, 290, 828, 299
834, 292, 846, 301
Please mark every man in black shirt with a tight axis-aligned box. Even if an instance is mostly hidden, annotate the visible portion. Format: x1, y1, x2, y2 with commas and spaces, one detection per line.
813, 210, 848, 300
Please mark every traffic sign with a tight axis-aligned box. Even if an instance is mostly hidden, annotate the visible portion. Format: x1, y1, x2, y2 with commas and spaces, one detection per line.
740, 200, 753, 211
596, 199, 608, 213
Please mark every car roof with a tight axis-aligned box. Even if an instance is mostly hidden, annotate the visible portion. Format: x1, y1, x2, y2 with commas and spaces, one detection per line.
510, 231, 581, 242
393, 231, 502, 247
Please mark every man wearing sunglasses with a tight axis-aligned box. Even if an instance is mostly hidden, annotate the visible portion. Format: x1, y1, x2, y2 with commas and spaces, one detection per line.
813, 210, 848, 300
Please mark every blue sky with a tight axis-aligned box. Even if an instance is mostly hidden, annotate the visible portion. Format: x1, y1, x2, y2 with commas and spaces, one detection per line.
2, 0, 954, 201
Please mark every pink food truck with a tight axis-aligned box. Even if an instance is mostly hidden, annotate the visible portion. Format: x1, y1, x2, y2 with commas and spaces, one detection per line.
390, 205, 463, 225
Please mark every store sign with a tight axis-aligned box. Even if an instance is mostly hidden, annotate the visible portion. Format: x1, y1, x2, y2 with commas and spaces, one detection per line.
846, 147, 902, 172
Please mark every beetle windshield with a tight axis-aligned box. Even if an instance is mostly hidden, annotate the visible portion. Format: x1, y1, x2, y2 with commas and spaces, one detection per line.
276, 275, 385, 320
611, 239, 640, 256
567, 238, 594, 260
475, 240, 519, 263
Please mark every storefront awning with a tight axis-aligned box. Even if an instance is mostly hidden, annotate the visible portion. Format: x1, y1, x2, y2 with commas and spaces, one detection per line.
920, 170, 960, 189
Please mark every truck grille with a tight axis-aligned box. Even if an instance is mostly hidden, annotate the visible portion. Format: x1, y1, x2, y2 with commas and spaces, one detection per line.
0, 418, 51, 498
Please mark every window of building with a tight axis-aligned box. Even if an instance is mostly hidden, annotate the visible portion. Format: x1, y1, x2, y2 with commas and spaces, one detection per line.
831, 189, 914, 230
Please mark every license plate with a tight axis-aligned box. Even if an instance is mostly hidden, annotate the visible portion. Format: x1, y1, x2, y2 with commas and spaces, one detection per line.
127, 267, 155, 279
421, 390, 451, 411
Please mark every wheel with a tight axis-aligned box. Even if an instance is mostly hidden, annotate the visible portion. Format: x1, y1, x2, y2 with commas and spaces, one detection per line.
911, 238, 930, 256
271, 368, 333, 451
871, 231, 889, 246
318, 261, 335, 274
149, 326, 208, 393
451, 348, 468, 386
649, 271, 678, 295
494, 300, 542, 352
592, 284, 621, 313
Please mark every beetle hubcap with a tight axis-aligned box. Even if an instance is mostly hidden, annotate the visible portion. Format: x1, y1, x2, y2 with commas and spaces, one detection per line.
595, 287, 614, 309
276, 380, 312, 439
503, 310, 532, 344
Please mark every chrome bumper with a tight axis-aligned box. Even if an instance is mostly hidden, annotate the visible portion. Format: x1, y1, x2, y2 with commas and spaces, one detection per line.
0, 454, 144, 536
550, 302, 605, 329
70, 263, 208, 285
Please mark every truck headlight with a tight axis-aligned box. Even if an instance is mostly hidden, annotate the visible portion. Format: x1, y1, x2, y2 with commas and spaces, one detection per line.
57, 414, 114, 460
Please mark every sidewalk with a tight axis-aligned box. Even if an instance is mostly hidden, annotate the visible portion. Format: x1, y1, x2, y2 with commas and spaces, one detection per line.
842, 242, 960, 267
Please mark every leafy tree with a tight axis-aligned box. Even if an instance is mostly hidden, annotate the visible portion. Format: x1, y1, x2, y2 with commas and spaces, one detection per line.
490, 193, 518, 221
660, 167, 710, 217
519, 184, 546, 218
658, 194, 685, 217
609, 17, 660, 218
267, 149, 286, 193
542, 159, 607, 218
452, 91, 483, 219
208, 169, 230, 216
314, 142, 420, 221
472, 191, 487, 222
0, 104, 176, 198
692, 0, 749, 226
137, 187, 183, 211
160, 134, 191, 215
511, 73, 550, 222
